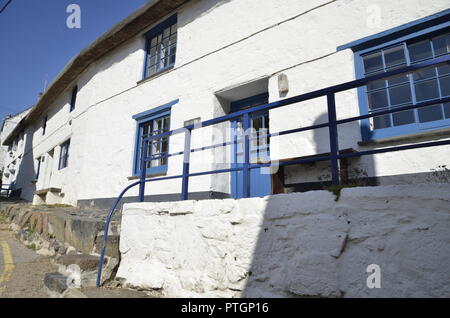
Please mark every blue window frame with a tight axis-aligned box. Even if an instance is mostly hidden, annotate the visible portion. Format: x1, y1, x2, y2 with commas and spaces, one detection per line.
70, 85, 78, 112
143, 14, 177, 79
132, 100, 178, 176
353, 23, 450, 141
59, 139, 70, 170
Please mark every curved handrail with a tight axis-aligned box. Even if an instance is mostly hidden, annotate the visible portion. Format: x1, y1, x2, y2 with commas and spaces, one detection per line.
96, 181, 140, 287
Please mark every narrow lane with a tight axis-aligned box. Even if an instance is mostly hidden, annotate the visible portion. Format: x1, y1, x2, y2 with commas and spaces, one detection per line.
0, 224, 57, 298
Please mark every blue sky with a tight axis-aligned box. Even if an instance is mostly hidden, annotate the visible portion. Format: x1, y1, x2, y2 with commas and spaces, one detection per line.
0, 0, 150, 120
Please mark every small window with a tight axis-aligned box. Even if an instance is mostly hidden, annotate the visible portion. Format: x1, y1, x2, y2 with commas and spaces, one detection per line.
12, 138, 18, 151
357, 29, 450, 140
42, 116, 48, 136
70, 85, 78, 112
135, 114, 170, 175
36, 157, 42, 180
143, 14, 177, 78
132, 101, 178, 176
59, 140, 70, 170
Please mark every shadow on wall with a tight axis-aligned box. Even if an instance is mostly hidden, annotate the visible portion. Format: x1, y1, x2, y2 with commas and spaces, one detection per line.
179, 0, 233, 27
283, 112, 376, 192
13, 129, 36, 201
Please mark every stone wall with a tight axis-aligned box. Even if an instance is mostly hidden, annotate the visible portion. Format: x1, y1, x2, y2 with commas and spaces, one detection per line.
116, 184, 450, 298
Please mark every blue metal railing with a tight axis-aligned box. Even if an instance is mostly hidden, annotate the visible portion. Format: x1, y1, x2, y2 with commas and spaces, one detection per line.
96, 55, 450, 287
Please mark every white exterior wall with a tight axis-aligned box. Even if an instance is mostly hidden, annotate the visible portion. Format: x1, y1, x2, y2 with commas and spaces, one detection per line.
116, 184, 450, 297
0, 109, 31, 190
11, 0, 450, 205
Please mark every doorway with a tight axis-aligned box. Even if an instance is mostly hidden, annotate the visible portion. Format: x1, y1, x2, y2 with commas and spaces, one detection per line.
230, 93, 271, 198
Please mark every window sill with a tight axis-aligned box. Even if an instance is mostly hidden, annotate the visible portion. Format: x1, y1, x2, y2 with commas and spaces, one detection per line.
137, 65, 175, 86
127, 170, 168, 181
358, 125, 450, 146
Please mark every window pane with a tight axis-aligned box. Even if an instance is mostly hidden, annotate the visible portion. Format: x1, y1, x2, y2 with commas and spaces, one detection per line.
367, 79, 385, 91
389, 84, 412, 106
387, 73, 409, 86
408, 40, 432, 62
170, 23, 177, 35
437, 63, 450, 76
432, 33, 450, 56
149, 55, 157, 67
150, 37, 157, 48
444, 103, 450, 118
412, 67, 436, 81
384, 45, 406, 68
414, 79, 439, 101
418, 104, 443, 123
373, 115, 391, 129
363, 52, 383, 74
163, 27, 170, 39
392, 110, 415, 126
439, 75, 450, 96
170, 33, 177, 44
368, 89, 389, 109
148, 65, 157, 76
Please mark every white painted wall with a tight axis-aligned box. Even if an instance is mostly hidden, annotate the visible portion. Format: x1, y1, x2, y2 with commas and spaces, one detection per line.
0, 108, 32, 191
117, 184, 450, 298
8, 0, 450, 205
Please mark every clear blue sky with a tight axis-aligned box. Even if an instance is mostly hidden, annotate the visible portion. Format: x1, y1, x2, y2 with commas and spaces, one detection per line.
0, 0, 150, 120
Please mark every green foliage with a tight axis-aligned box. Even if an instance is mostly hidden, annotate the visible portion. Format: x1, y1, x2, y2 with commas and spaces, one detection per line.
26, 243, 36, 250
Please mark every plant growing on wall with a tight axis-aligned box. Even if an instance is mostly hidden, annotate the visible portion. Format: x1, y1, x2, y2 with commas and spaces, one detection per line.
427, 165, 450, 183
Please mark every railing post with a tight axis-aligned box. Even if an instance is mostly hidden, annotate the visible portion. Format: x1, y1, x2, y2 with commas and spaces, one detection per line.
327, 93, 340, 186
243, 113, 251, 198
181, 128, 192, 201
139, 139, 147, 202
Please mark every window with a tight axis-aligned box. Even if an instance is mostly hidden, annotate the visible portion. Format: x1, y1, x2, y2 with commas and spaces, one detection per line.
356, 28, 450, 140
59, 140, 70, 170
132, 100, 177, 176
143, 14, 177, 78
42, 116, 48, 136
36, 157, 42, 180
12, 138, 18, 151
70, 85, 78, 112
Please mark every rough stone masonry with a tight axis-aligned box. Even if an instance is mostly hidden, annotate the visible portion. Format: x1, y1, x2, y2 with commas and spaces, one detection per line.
116, 183, 450, 298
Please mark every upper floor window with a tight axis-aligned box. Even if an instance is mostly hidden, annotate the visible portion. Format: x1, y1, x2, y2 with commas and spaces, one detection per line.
143, 14, 177, 79
42, 116, 48, 136
59, 139, 70, 170
132, 100, 177, 176
70, 85, 78, 112
356, 28, 450, 140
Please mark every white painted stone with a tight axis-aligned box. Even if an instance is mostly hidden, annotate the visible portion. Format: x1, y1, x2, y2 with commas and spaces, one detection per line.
117, 184, 450, 298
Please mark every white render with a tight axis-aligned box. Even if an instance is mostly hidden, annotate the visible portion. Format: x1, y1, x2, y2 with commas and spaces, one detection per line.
117, 184, 450, 298
1, 0, 450, 205
0, 108, 32, 191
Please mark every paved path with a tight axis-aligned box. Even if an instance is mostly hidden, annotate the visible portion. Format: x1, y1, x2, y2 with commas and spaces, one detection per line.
0, 222, 153, 298
0, 224, 57, 298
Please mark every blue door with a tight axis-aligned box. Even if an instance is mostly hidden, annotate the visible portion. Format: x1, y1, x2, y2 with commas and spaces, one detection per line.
231, 93, 272, 198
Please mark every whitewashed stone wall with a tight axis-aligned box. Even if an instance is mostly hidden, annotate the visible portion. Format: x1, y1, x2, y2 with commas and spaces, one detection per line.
117, 184, 450, 298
